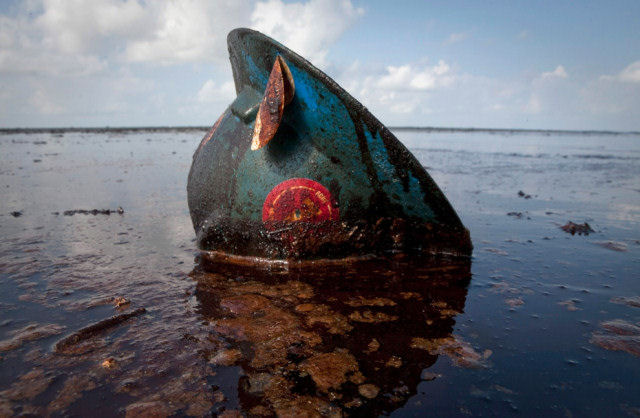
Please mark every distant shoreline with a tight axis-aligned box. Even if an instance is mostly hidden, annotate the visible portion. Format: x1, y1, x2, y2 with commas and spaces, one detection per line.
0, 126, 638, 136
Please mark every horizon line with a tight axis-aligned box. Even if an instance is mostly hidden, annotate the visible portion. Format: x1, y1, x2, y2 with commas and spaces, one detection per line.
0, 125, 638, 136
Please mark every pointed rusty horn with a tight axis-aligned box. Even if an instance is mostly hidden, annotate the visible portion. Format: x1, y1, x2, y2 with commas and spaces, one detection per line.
251, 55, 295, 151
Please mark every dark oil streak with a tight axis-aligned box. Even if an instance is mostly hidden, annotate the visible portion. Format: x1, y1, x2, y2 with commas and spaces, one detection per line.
54, 308, 146, 353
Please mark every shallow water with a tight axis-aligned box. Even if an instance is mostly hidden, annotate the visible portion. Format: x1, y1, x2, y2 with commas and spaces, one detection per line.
0, 128, 639, 416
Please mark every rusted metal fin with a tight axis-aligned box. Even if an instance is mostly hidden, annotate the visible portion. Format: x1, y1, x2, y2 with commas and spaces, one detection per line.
251, 55, 295, 151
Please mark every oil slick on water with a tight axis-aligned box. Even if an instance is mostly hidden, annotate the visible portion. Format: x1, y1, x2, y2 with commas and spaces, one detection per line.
0, 128, 639, 416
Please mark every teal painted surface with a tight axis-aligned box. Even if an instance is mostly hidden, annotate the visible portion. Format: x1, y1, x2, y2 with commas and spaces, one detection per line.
225, 43, 439, 222
187, 28, 470, 257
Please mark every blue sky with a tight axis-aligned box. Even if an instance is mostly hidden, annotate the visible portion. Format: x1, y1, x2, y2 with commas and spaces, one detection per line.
0, 0, 639, 130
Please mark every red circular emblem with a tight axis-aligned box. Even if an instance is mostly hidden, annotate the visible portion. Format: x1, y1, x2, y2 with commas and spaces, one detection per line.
262, 178, 339, 225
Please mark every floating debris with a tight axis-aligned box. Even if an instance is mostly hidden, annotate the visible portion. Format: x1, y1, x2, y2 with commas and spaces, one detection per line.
62, 207, 124, 216
101, 358, 117, 369
560, 221, 594, 235
517, 190, 532, 199
9, 211, 22, 217
54, 308, 146, 354
113, 296, 130, 309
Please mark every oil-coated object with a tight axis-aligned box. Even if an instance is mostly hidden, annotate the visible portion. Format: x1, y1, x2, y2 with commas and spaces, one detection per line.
188, 28, 472, 263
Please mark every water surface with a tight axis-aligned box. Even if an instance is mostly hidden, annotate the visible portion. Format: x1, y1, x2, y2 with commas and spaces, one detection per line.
1, 128, 639, 416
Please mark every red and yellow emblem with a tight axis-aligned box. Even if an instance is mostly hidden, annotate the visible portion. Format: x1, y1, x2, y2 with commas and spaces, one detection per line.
262, 178, 339, 225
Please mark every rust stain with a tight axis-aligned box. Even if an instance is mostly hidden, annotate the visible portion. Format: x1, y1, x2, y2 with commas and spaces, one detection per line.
251, 55, 295, 151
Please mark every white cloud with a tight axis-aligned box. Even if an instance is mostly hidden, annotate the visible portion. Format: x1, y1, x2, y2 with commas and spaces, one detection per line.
576, 61, 640, 126
250, 0, 363, 66
376, 65, 413, 90
389, 97, 420, 114
124, 0, 252, 65
1, 1, 637, 131
0, 48, 107, 77
601, 61, 640, 83
0, 0, 254, 76
376, 61, 454, 91
443, 32, 469, 46
336, 59, 457, 120
336, 56, 632, 129
0, 0, 364, 126
583, 69, 640, 117
521, 66, 571, 116
196, 80, 235, 103
36, 0, 149, 54
0, 10, 91, 76
619, 61, 640, 83
541, 65, 568, 79
0, 0, 367, 127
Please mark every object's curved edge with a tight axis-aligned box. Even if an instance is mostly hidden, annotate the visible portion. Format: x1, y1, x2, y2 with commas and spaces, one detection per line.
198, 248, 471, 271
226, 28, 470, 235
199, 249, 377, 270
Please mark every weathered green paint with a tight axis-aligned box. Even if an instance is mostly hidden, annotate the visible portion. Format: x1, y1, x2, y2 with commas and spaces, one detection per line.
188, 28, 472, 261
230, 87, 262, 122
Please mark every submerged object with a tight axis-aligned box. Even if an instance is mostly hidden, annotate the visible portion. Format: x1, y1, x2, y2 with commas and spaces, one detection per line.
188, 28, 472, 264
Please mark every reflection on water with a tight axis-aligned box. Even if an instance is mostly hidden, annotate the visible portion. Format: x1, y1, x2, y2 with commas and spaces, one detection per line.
193, 256, 474, 416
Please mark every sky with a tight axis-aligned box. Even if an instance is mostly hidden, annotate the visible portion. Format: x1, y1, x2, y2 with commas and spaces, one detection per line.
0, 0, 639, 131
